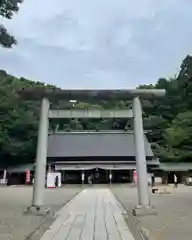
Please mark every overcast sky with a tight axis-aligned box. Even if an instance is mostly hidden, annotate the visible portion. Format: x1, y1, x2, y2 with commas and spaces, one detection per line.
0, 0, 192, 88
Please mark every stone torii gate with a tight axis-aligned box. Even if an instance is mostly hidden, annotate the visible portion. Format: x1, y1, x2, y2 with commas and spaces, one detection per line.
19, 89, 165, 216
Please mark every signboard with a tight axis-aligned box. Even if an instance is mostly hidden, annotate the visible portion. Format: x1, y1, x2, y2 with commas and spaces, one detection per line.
46, 172, 61, 188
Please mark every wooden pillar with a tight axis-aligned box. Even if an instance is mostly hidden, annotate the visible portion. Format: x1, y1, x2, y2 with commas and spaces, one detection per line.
162, 172, 168, 184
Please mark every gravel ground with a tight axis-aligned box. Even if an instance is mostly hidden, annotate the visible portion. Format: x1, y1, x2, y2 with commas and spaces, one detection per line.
0, 185, 82, 240
112, 184, 192, 240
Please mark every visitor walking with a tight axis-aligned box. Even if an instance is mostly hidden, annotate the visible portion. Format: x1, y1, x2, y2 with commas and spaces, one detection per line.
88, 175, 92, 184
173, 174, 178, 188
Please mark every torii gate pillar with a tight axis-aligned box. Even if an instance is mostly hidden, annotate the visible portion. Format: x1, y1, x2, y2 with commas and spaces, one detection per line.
25, 97, 50, 214
132, 96, 157, 216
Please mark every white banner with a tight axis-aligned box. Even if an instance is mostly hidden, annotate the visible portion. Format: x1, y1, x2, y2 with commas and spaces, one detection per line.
46, 172, 61, 188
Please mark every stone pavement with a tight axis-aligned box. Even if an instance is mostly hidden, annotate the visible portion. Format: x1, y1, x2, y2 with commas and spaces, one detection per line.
40, 188, 135, 240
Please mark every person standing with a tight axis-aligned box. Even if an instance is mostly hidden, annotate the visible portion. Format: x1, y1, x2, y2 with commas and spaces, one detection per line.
55, 176, 59, 188
88, 175, 92, 184
88, 175, 91, 184
151, 173, 155, 187
173, 174, 178, 188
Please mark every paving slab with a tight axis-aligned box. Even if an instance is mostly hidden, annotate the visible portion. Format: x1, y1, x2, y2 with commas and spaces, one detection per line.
40, 188, 135, 240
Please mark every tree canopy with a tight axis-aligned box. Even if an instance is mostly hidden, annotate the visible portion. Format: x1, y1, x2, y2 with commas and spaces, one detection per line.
1, 55, 192, 166
0, 0, 22, 48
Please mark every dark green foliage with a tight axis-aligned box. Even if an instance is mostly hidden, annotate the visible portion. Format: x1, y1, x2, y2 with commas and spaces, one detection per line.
0, 72, 56, 165
1, 55, 192, 165
0, 0, 22, 47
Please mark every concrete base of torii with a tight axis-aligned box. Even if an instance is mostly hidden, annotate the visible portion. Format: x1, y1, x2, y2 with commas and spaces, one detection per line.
24, 206, 51, 216
133, 205, 157, 216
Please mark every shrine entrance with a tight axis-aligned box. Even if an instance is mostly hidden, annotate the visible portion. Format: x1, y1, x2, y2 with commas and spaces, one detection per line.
19, 88, 165, 214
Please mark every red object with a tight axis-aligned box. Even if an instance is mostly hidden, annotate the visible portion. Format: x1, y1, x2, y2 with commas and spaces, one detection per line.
25, 170, 31, 184
133, 170, 137, 184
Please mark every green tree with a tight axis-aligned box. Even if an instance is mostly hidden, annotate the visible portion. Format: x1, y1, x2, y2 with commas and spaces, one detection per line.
163, 111, 192, 161
177, 55, 192, 109
0, 0, 22, 48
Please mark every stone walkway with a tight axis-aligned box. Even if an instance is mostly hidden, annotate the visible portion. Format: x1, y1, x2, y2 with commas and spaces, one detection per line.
40, 188, 135, 240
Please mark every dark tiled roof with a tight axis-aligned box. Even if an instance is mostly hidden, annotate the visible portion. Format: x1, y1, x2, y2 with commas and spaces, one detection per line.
47, 132, 154, 158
